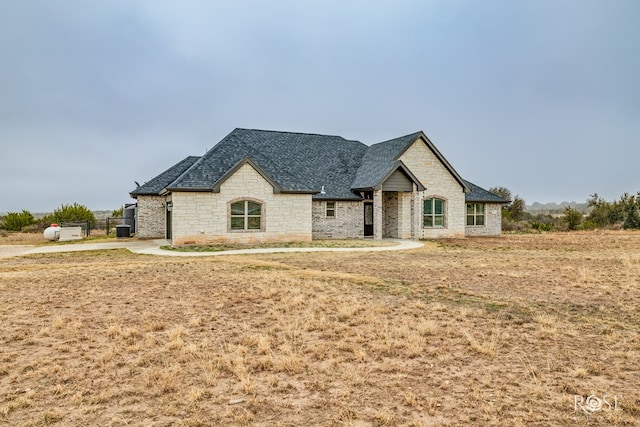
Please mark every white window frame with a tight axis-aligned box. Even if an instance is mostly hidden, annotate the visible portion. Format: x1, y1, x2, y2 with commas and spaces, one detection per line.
423, 197, 446, 228
326, 201, 336, 217
229, 199, 264, 232
466, 203, 485, 226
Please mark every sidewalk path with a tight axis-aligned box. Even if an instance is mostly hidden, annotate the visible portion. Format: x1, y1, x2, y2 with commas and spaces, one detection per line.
1, 239, 423, 259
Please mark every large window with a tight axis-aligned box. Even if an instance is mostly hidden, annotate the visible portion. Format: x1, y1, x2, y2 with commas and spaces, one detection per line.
230, 200, 262, 230
466, 203, 485, 226
424, 198, 445, 227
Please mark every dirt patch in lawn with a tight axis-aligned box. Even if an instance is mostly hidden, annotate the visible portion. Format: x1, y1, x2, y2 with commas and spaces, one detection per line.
1, 232, 638, 426
163, 239, 399, 252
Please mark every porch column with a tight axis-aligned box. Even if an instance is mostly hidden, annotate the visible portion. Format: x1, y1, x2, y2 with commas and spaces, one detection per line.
412, 183, 421, 239
398, 192, 413, 239
373, 189, 383, 240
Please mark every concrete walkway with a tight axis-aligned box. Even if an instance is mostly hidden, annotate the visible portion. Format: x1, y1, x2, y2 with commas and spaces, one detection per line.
0, 239, 423, 259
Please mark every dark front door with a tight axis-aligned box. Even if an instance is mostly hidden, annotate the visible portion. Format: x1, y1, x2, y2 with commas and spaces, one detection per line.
364, 203, 373, 237
166, 203, 172, 239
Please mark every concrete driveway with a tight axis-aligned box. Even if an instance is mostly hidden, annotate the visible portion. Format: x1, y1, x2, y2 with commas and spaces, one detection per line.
0, 239, 423, 259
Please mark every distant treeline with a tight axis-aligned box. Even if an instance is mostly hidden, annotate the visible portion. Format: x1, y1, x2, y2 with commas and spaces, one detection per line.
490, 188, 640, 232
0, 203, 123, 233
526, 202, 589, 214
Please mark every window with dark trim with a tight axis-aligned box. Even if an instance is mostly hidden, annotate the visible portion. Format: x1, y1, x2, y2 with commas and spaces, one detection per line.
230, 200, 262, 230
466, 203, 485, 226
423, 198, 445, 228
326, 201, 335, 217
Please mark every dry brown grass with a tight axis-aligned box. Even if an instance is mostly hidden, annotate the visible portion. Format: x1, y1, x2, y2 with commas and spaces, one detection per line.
0, 230, 112, 246
1, 231, 639, 426
0, 232, 48, 245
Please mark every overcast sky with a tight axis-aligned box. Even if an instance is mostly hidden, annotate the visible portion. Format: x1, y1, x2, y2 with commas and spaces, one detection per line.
1, 1, 638, 213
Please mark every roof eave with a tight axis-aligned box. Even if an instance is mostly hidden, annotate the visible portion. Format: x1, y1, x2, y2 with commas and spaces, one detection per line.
351, 187, 377, 195
280, 190, 319, 195
130, 190, 162, 197
466, 198, 510, 204
313, 197, 365, 201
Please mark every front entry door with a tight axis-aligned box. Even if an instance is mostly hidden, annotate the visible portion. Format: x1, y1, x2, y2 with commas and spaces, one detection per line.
364, 203, 373, 237
166, 203, 172, 239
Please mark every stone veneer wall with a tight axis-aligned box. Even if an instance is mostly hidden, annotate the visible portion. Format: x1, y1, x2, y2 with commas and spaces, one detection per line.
136, 195, 166, 238
381, 192, 414, 239
312, 200, 363, 239
399, 140, 466, 238
383, 192, 398, 238
170, 163, 312, 245
398, 192, 413, 239
465, 203, 503, 236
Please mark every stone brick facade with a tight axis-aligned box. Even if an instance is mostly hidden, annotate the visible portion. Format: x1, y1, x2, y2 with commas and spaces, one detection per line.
399, 140, 466, 238
383, 192, 398, 238
134, 135, 503, 242
170, 163, 312, 245
465, 203, 503, 236
136, 195, 166, 238
312, 200, 363, 239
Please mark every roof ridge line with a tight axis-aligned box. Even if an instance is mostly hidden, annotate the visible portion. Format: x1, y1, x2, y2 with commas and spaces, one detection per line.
235, 127, 359, 141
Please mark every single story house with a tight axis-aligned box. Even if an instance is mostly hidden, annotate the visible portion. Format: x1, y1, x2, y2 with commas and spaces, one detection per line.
130, 128, 508, 244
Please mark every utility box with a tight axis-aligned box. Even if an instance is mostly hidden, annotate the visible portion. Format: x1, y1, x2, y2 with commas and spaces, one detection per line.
124, 203, 136, 233
116, 224, 131, 238
59, 227, 83, 242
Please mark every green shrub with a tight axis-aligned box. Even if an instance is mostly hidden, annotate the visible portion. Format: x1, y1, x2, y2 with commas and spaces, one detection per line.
2, 210, 35, 232
530, 221, 554, 231
43, 203, 97, 226
111, 206, 124, 217
620, 193, 640, 229
563, 206, 583, 231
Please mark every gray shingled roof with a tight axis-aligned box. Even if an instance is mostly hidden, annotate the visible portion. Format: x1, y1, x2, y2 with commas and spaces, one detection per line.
168, 128, 368, 200
351, 131, 469, 193
351, 132, 422, 189
463, 180, 510, 203
132, 129, 495, 202
130, 156, 200, 196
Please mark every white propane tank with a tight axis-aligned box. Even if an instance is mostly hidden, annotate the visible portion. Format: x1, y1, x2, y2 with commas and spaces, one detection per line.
43, 224, 61, 241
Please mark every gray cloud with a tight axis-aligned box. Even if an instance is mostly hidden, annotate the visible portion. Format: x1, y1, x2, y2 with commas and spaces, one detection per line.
1, 0, 638, 212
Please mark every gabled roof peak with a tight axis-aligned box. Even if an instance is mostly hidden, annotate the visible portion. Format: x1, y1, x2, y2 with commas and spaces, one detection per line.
370, 130, 424, 148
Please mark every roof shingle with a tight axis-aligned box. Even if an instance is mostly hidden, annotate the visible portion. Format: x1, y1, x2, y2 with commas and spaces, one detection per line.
130, 156, 200, 196
168, 128, 368, 199
351, 132, 422, 190
463, 180, 510, 203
